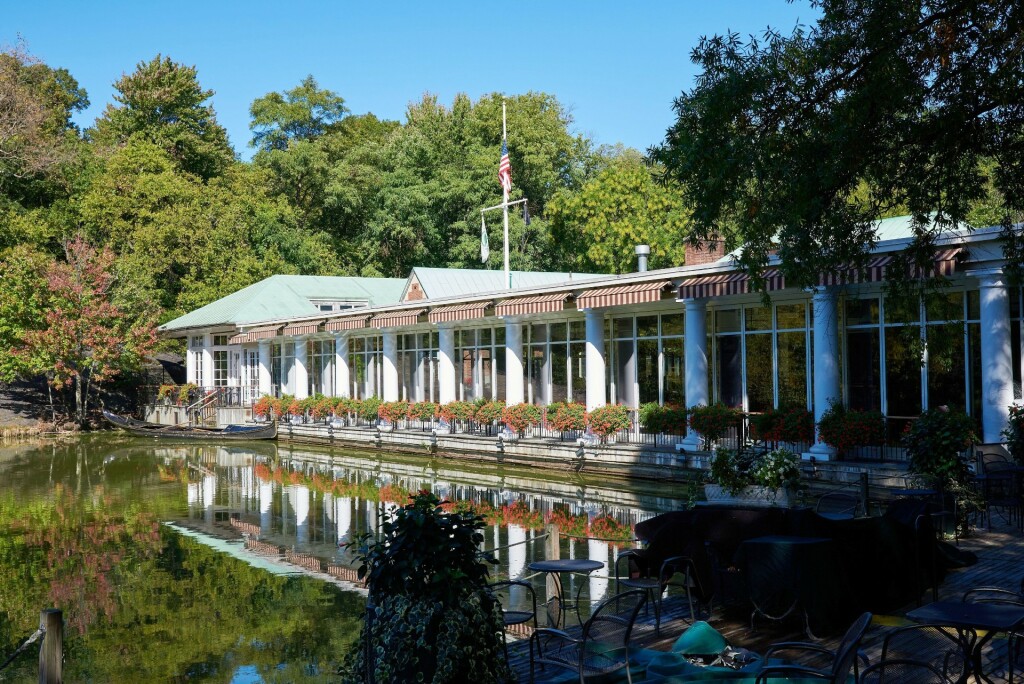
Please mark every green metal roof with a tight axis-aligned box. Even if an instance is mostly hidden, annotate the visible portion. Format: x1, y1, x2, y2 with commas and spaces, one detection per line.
159, 275, 406, 332
407, 267, 606, 300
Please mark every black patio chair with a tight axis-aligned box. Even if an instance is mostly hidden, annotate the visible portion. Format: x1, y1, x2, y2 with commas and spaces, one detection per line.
880, 623, 972, 684
859, 658, 953, 684
614, 550, 703, 632
755, 611, 873, 684
529, 589, 647, 684
491, 579, 539, 664
816, 491, 862, 520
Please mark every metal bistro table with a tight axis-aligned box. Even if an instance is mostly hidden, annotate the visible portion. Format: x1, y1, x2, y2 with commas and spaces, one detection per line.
527, 558, 604, 629
907, 600, 1024, 684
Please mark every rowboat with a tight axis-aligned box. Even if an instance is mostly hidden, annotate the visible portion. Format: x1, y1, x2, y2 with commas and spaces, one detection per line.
102, 410, 277, 440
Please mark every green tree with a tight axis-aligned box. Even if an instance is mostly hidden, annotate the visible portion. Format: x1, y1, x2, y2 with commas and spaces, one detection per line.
0, 244, 50, 380
91, 55, 234, 179
549, 149, 689, 273
651, 0, 1024, 287
8, 237, 158, 424
249, 75, 349, 151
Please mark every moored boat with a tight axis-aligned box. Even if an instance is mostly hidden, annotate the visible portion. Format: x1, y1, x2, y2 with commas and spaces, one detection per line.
102, 410, 277, 440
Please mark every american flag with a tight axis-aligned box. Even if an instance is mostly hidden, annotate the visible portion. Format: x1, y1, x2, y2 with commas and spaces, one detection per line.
497, 138, 512, 193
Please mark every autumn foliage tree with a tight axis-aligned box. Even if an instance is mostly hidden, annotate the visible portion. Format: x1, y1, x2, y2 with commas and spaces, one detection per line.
9, 237, 157, 425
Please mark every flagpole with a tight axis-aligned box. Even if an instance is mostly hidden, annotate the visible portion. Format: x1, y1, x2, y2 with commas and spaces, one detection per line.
502, 101, 510, 290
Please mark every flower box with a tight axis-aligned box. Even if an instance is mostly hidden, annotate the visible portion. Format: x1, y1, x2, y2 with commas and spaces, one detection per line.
703, 484, 789, 508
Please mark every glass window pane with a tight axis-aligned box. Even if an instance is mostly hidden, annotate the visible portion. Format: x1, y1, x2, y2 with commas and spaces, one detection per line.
550, 344, 568, 402
614, 317, 633, 339
570, 342, 586, 404
776, 303, 806, 330
637, 316, 658, 338
925, 292, 963, 323
663, 338, 685, 405
531, 323, 548, 344
479, 328, 491, 347
569, 320, 585, 341
846, 298, 880, 326
550, 322, 567, 343
716, 336, 743, 408
745, 335, 773, 411
715, 309, 741, 333
885, 297, 920, 324
927, 324, 966, 411
967, 290, 981, 321
777, 331, 807, 409
661, 313, 684, 337
847, 329, 881, 411
885, 328, 922, 415
745, 306, 772, 332
637, 339, 659, 404
494, 327, 505, 346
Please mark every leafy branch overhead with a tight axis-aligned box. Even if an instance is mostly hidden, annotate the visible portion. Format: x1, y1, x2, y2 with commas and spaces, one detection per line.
651, 0, 1024, 287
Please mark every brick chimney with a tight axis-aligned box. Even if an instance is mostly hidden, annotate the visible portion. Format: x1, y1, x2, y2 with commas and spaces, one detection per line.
684, 237, 726, 267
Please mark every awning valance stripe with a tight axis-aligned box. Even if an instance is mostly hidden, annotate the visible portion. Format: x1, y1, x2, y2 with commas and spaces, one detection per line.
325, 315, 370, 332
576, 281, 671, 310
428, 301, 493, 323
369, 308, 426, 329
679, 269, 785, 299
282, 320, 325, 336
494, 293, 570, 317
227, 325, 282, 345
818, 249, 962, 286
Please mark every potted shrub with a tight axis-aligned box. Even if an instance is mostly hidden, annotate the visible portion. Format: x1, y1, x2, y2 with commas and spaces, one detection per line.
750, 407, 815, 447
286, 398, 304, 423
501, 402, 543, 438
253, 395, 274, 421
358, 398, 383, 424
587, 404, 631, 443
687, 403, 742, 449
1002, 404, 1024, 465
377, 401, 409, 428
438, 401, 477, 430
407, 401, 438, 425
816, 401, 885, 456
704, 447, 799, 506
156, 384, 176, 405
474, 401, 505, 433
639, 402, 689, 435
177, 383, 198, 406
549, 402, 588, 434
340, 491, 509, 683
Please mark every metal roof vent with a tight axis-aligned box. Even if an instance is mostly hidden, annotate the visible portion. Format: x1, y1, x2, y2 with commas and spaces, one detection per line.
635, 245, 651, 272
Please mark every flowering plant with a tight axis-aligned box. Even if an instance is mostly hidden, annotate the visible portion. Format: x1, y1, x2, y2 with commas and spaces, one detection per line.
750, 407, 814, 445
378, 401, 409, 424
271, 395, 291, 418
709, 447, 800, 496
501, 403, 542, 435
474, 401, 505, 424
157, 384, 176, 402
253, 395, 274, 418
750, 448, 801, 491
817, 401, 885, 454
177, 383, 198, 405
286, 399, 303, 417
1003, 404, 1024, 466
903, 406, 976, 488
639, 403, 688, 435
406, 401, 437, 421
438, 401, 476, 423
688, 403, 742, 448
549, 402, 588, 432
587, 404, 631, 440
357, 397, 383, 421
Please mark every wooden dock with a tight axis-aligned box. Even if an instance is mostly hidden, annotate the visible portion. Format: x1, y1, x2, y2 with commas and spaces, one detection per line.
506, 516, 1024, 683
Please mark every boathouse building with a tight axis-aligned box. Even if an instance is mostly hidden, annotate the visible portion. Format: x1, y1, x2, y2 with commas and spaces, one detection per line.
159, 217, 1023, 457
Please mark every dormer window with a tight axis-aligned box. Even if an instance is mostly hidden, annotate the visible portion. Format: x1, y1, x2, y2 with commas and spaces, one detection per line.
311, 300, 369, 313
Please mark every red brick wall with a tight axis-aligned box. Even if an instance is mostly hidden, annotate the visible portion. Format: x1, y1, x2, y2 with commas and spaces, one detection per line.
405, 276, 425, 301
685, 239, 725, 266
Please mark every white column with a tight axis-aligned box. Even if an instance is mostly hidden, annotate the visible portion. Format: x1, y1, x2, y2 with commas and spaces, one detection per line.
438, 325, 457, 404
584, 308, 607, 411
334, 334, 350, 398
681, 298, 709, 449
588, 539, 610, 603
260, 482, 273, 531
257, 340, 272, 396
294, 484, 310, 544
186, 342, 197, 384
505, 319, 525, 405
507, 524, 527, 579
807, 287, 841, 460
201, 335, 214, 390
293, 337, 309, 399
976, 269, 1015, 443
382, 330, 399, 401
338, 497, 352, 543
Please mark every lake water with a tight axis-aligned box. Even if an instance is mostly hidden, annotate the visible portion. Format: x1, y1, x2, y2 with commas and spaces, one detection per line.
0, 435, 688, 682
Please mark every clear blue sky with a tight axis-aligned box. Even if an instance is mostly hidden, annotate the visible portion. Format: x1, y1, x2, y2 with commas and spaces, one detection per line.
5, 1, 817, 160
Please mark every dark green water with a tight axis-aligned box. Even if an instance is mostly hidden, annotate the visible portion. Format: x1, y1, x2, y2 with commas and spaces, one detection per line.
0, 435, 687, 682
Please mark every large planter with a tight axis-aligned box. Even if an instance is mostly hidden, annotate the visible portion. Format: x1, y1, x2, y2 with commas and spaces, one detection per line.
704, 484, 789, 507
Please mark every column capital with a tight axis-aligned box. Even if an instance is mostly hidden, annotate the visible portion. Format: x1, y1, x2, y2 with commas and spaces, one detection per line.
967, 267, 1007, 287
805, 285, 838, 298
680, 297, 708, 306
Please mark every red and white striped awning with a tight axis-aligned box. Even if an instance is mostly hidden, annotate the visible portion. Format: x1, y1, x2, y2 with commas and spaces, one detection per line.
494, 292, 571, 317
576, 281, 671, 309
678, 269, 785, 299
369, 308, 426, 329
818, 248, 962, 286
325, 315, 371, 332
227, 325, 282, 345
428, 301, 493, 323
282, 320, 325, 336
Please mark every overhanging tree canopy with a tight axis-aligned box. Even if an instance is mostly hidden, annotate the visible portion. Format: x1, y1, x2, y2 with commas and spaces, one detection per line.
651, 0, 1024, 287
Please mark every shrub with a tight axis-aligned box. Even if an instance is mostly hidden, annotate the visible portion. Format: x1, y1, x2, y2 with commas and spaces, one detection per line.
1003, 404, 1024, 466
588, 404, 631, 440
708, 447, 798, 495
308, 394, 332, 420
438, 401, 476, 423
407, 401, 437, 421
501, 403, 543, 435
708, 447, 755, 494
357, 397, 383, 422
332, 397, 356, 415
750, 407, 815, 444
544, 402, 566, 424
378, 401, 409, 424
157, 384, 176, 402
474, 401, 505, 424
177, 383, 198, 405
816, 401, 885, 454
688, 403, 741, 448
549, 402, 588, 432
639, 402, 688, 434
272, 395, 292, 419
286, 399, 303, 417
903, 406, 977, 488
750, 448, 801, 491
253, 395, 274, 418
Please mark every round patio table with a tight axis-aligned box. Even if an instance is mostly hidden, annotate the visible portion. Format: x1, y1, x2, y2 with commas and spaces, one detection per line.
528, 559, 604, 629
